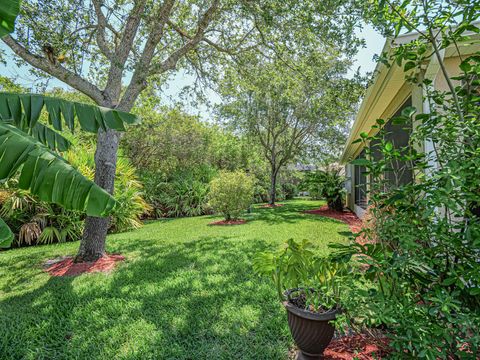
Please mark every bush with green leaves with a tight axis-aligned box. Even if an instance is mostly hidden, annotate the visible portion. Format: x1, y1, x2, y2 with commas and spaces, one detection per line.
143, 171, 212, 218
303, 167, 345, 211
334, 2, 480, 357
281, 183, 298, 200
123, 106, 266, 217
208, 170, 255, 221
0, 182, 84, 246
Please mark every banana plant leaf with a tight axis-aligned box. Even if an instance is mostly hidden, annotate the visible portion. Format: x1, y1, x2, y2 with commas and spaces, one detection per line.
0, 0, 20, 38
0, 93, 140, 151
0, 217, 14, 248
31, 121, 71, 151
0, 123, 116, 216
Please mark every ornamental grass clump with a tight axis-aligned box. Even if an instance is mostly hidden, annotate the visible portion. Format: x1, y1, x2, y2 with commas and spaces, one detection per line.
208, 170, 254, 221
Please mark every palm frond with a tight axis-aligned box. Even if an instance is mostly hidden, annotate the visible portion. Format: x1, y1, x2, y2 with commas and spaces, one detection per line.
0, 217, 13, 248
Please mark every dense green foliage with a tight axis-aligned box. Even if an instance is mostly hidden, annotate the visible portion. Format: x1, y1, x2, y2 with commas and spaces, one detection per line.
0, 95, 137, 247
0, 183, 84, 246
65, 142, 150, 234
208, 170, 255, 220
0, 81, 145, 247
1, 137, 150, 247
302, 167, 345, 211
0, 199, 350, 359
336, 1, 480, 357
123, 107, 252, 217
123, 105, 299, 218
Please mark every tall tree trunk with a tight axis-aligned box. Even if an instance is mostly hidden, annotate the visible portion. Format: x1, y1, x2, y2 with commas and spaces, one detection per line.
75, 128, 121, 262
269, 168, 278, 206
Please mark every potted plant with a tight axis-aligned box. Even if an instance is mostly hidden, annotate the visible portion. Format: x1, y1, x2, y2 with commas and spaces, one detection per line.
253, 239, 348, 360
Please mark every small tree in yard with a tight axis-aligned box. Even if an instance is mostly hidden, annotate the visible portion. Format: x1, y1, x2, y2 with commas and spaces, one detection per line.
209, 170, 254, 221
219, 56, 362, 207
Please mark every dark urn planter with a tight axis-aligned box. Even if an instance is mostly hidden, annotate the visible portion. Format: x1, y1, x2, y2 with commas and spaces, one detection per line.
283, 290, 338, 360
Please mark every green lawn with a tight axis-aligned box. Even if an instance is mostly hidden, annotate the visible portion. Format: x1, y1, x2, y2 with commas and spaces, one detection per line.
0, 199, 351, 360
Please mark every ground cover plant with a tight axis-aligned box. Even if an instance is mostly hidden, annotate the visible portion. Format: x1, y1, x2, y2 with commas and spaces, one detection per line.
0, 199, 351, 359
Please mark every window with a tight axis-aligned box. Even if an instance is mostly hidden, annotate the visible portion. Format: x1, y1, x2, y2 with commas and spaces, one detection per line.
383, 99, 413, 187
354, 150, 368, 209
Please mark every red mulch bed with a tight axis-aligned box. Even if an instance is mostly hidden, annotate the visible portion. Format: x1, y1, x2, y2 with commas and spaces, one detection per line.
289, 334, 390, 360
260, 203, 285, 208
44, 254, 125, 277
208, 219, 247, 226
304, 205, 362, 233
324, 334, 390, 359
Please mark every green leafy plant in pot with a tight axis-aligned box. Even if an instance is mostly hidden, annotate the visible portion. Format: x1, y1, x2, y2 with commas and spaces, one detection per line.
253, 238, 349, 359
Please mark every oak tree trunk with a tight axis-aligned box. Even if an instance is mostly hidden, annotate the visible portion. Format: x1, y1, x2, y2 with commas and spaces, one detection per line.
75, 128, 122, 262
269, 169, 278, 206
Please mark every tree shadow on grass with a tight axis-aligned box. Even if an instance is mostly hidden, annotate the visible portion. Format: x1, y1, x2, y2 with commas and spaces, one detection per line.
337, 231, 354, 237
240, 201, 327, 225
0, 236, 292, 360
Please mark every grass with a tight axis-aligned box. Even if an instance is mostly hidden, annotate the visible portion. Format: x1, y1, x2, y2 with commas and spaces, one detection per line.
0, 199, 351, 360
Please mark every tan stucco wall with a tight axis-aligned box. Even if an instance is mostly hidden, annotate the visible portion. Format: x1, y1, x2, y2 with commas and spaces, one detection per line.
434, 57, 462, 91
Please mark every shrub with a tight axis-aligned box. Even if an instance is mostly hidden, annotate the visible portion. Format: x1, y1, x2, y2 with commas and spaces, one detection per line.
0, 182, 84, 246
142, 169, 214, 218
281, 183, 298, 200
253, 183, 270, 204
123, 105, 270, 217
208, 170, 255, 220
303, 167, 345, 211
0, 140, 150, 247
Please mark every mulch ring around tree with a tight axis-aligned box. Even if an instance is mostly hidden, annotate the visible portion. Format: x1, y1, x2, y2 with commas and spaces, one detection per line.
44, 254, 125, 277
208, 219, 247, 226
303, 205, 362, 233
260, 203, 285, 208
